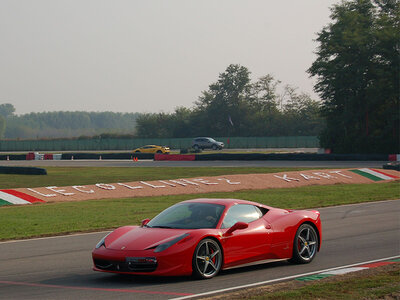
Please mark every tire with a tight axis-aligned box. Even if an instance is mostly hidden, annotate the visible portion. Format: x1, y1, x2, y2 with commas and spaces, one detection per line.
290, 223, 318, 264
192, 238, 222, 279
135, 150, 140, 153
193, 145, 199, 151
156, 150, 162, 154
212, 144, 217, 150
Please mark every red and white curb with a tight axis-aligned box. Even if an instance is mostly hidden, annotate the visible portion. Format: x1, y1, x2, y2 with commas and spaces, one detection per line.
0, 190, 45, 206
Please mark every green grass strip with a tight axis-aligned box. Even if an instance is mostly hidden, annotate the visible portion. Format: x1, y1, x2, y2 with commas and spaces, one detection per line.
350, 169, 383, 181
0, 181, 398, 240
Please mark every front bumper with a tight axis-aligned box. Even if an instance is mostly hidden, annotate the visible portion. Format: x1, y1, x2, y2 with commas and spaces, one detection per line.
92, 246, 193, 276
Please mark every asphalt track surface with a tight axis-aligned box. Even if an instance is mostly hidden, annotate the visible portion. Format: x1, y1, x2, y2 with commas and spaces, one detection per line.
1, 199, 399, 300
0, 159, 387, 168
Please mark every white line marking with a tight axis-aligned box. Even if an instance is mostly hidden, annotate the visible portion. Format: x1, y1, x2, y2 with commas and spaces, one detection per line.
0, 230, 111, 244
321, 267, 368, 275
171, 255, 400, 300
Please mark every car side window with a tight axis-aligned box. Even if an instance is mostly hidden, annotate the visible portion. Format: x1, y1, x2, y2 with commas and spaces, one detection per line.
221, 204, 263, 229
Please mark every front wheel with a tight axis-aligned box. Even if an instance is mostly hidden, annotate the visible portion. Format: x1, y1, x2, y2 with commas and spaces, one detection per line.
212, 144, 217, 150
192, 238, 222, 279
290, 224, 318, 264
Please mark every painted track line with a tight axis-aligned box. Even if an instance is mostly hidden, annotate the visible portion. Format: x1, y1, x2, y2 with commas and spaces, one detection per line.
171, 255, 400, 300
0, 281, 193, 296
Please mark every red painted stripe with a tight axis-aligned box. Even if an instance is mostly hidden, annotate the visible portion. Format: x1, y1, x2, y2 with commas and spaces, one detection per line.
0, 280, 193, 296
0, 190, 45, 203
371, 169, 399, 179
359, 261, 397, 268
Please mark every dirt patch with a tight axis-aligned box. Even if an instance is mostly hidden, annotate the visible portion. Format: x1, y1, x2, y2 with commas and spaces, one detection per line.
16, 168, 400, 203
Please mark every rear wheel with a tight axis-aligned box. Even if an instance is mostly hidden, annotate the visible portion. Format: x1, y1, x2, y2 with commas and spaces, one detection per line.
193, 144, 199, 151
290, 224, 318, 264
192, 238, 222, 279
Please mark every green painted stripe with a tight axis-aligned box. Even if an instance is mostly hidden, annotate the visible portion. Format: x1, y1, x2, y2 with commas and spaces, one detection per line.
0, 199, 11, 206
296, 274, 333, 281
390, 258, 400, 262
350, 169, 383, 181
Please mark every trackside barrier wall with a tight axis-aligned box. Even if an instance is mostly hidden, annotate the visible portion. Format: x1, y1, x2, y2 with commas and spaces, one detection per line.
0, 136, 319, 151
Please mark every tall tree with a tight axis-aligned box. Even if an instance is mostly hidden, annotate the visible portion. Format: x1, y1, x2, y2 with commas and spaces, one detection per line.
0, 103, 15, 118
309, 0, 399, 153
195, 64, 252, 136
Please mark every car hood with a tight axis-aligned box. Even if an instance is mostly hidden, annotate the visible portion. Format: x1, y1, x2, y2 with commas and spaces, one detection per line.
106, 227, 190, 251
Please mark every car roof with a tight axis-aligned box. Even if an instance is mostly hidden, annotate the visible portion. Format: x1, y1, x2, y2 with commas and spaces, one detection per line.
181, 198, 271, 209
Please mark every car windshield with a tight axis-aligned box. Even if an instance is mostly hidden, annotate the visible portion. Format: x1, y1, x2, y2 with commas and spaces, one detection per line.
207, 138, 216, 142
147, 203, 225, 229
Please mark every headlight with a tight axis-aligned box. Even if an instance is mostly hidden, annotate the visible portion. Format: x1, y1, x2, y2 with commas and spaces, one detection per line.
154, 233, 189, 253
95, 232, 111, 249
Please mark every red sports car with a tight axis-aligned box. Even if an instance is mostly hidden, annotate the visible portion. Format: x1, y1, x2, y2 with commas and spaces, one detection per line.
92, 198, 321, 279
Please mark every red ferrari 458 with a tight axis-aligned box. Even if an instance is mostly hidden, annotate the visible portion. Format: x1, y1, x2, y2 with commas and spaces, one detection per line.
92, 198, 322, 279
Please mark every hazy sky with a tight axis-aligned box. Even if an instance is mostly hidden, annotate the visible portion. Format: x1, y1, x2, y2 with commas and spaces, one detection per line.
0, 0, 340, 115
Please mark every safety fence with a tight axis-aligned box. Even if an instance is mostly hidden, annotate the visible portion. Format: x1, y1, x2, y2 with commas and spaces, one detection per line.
0, 136, 319, 151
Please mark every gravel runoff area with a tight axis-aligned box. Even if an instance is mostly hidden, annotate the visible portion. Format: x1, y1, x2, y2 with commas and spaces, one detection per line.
14, 168, 400, 203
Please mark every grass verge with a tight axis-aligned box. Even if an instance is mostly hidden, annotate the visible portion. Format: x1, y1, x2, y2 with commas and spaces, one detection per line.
0, 166, 314, 189
203, 263, 400, 300
0, 181, 398, 240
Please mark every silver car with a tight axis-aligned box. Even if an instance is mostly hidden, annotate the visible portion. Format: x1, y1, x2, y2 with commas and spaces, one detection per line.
192, 137, 224, 150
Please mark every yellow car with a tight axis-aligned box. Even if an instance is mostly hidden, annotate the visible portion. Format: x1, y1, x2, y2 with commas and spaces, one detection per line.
133, 145, 170, 154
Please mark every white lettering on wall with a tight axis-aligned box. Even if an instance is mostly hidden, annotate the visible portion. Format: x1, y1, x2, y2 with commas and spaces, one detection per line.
217, 178, 241, 185
299, 173, 320, 180
158, 181, 176, 187
46, 186, 74, 196
72, 186, 94, 193
313, 172, 336, 179
27, 188, 56, 197
329, 170, 352, 178
140, 181, 166, 188
273, 174, 300, 182
193, 178, 218, 185
169, 180, 188, 186
180, 179, 199, 186
117, 183, 143, 190
95, 183, 116, 190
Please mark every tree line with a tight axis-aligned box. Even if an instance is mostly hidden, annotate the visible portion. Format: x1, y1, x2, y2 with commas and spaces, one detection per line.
0, 0, 398, 153
0, 106, 140, 139
135, 65, 324, 138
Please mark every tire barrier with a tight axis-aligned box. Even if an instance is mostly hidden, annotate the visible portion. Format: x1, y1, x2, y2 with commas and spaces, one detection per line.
0, 166, 47, 175
383, 162, 400, 171
194, 153, 389, 161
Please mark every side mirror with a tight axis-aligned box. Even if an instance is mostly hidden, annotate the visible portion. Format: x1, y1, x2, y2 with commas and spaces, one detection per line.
141, 218, 150, 227
225, 221, 248, 235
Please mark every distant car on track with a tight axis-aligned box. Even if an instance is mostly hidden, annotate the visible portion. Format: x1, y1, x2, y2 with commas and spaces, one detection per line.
92, 198, 321, 279
133, 145, 170, 154
192, 137, 224, 150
